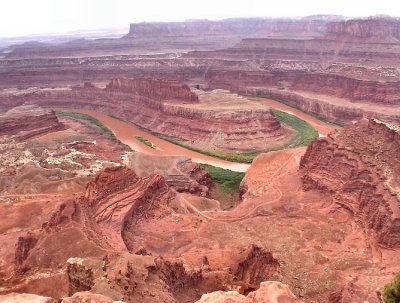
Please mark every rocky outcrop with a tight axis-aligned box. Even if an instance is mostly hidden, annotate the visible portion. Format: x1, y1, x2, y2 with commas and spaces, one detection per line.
63, 245, 279, 303
232, 245, 280, 291
14, 233, 38, 268
10, 166, 175, 275
326, 17, 400, 42
106, 77, 199, 103
196, 281, 302, 303
300, 119, 400, 247
65, 253, 200, 303
66, 258, 103, 296
175, 157, 212, 193
0, 105, 64, 141
127, 153, 212, 196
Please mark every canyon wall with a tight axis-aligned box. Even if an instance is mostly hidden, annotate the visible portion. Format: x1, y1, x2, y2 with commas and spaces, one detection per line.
300, 119, 400, 247
126, 17, 339, 38
326, 17, 400, 42
204, 69, 400, 105
106, 77, 199, 103
0, 105, 64, 141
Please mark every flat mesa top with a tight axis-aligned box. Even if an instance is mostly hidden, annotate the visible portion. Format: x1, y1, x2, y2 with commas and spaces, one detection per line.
164, 89, 271, 113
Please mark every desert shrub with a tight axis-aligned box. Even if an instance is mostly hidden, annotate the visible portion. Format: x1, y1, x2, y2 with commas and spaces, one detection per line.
200, 164, 245, 193
384, 272, 400, 303
135, 136, 157, 149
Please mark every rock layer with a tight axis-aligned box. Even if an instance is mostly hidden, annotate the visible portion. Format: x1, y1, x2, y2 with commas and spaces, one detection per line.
326, 17, 400, 42
106, 77, 199, 103
126, 17, 338, 39
300, 119, 400, 247
0, 105, 64, 141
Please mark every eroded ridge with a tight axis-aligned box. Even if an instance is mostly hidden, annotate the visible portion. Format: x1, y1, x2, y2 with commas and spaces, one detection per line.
300, 118, 400, 247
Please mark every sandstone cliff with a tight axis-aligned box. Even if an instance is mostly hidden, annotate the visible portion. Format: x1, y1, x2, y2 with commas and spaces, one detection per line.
0, 105, 64, 141
125, 16, 345, 39
326, 17, 400, 43
300, 119, 400, 247
106, 77, 199, 103
104, 79, 293, 151
127, 153, 212, 196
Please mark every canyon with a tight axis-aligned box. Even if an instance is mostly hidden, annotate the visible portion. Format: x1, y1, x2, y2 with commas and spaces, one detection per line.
1, 17, 400, 124
0, 78, 294, 152
1, 14, 400, 303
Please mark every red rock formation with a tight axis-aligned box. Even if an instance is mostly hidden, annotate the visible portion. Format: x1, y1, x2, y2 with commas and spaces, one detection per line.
2, 166, 282, 302
175, 157, 212, 194
62, 246, 279, 302
0, 105, 64, 141
6, 167, 174, 277
14, 233, 38, 268
126, 153, 212, 196
106, 77, 199, 103
232, 245, 280, 291
326, 17, 400, 43
300, 119, 400, 247
64, 253, 201, 303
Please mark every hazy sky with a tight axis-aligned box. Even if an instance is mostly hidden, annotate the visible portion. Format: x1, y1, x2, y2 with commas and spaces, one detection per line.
1, 0, 400, 38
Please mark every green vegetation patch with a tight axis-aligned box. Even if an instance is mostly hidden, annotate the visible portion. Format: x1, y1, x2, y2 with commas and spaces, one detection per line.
247, 94, 345, 127
56, 111, 131, 151
135, 136, 157, 149
108, 114, 128, 122
272, 109, 319, 146
384, 272, 400, 303
160, 136, 257, 163
200, 164, 245, 194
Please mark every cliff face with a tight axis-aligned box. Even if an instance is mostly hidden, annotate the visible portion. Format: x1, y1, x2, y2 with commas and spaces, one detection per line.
0, 105, 64, 141
326, 17, 400, 42
126, 17, 335, 38
106, 77, 199, 103
205, 69, 400, 106
300, 119, 400, 247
